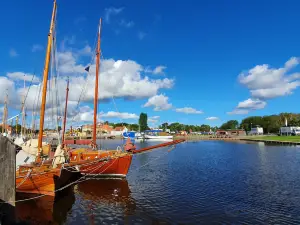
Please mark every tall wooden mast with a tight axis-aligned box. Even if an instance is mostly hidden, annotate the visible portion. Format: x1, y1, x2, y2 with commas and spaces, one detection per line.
21, 75, 26, 136
62, 77, 69, 148
2, 92, 8, 134
38, 0, 57, 150
92, 18, 102, 148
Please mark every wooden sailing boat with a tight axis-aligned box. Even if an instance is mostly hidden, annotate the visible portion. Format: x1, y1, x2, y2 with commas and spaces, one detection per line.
64, 19, 184, 177
16, 0, 78, 196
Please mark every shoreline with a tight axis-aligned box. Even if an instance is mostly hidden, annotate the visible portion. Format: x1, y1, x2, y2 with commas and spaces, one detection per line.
66, 134, 300, 146
173, 135, 300, 145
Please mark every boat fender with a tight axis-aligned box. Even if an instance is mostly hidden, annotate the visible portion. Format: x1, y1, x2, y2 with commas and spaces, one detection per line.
123, 138, 136, 152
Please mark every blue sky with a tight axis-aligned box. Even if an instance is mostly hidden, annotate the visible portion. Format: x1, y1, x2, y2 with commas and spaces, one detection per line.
1, 0, 300, 128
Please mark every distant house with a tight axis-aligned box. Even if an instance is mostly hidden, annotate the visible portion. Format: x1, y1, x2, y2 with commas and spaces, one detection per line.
111, 126, 128, 136
81, 123, 113, 135
249, 127, 264, 135
280, 126, 300, 136
0, 124, 12, 134
216, 129, 246, 136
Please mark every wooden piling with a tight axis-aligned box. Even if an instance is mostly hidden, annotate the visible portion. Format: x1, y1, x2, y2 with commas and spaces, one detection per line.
0, 135, 16, 224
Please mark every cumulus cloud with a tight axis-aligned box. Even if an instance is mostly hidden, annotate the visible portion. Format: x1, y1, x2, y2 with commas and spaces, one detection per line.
57, 51, 86, 74
236, 98, 266, 110
148, 116, 160, 123
239, 57, 300, 99
104, 7, 124, 23
7, 72, 40, 83
175, 107, 203, 114
0, 77, 18, 105
227, 109, 249, 115
32, 44, 43, 52
78, 45, 92, 56
229, 57, 300, 114
99, 111, 138, 119
227, 98, 266, 115
59, 56, 174, 102
144, 66, 167, 75
1, 44, 175, 128
9, 48, 18, 57
206, 117, 219, 120
153, 66, 167, 75
143, 94, 172, 111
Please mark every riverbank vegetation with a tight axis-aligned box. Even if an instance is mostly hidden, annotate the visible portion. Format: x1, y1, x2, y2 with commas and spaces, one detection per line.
247, 135, 300, 142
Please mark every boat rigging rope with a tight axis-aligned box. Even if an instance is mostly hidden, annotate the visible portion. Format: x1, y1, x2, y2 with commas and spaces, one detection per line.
68, 24, 99, 129
16, 169, 32, 188
2, 144, 176, 205
5, 157, 114, 204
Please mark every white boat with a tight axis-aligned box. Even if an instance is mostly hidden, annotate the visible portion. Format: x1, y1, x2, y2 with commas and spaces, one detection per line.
142, 130, 173, 140
144, 134, 173, 139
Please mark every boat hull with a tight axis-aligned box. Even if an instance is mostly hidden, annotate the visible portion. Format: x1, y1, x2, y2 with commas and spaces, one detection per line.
16, 166, 78, 196
69, 150, 132, 177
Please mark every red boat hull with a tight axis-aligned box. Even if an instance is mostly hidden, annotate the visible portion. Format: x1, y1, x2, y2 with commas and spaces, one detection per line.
69, 150, 132, 177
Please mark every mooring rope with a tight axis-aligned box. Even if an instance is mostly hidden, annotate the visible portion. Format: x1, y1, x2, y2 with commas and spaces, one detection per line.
3, 158, 113, 204
2, 145, 176, 204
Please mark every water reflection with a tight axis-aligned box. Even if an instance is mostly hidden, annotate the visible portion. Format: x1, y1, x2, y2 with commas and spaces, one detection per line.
16, 187, 75, 225
73, 178, 136, 224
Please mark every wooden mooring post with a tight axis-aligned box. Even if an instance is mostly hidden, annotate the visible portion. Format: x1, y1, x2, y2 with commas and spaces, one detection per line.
0, 135, 16, 224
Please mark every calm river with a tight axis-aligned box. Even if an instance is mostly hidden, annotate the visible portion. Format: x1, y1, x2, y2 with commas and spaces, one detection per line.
15, 140, 300, 224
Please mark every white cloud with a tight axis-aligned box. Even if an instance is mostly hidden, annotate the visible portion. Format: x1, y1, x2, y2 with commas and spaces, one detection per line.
78, 45, 92, 56
57, 51, 86, 74
227, 98, 266, 115
236, 98, 266, 110
31, 44, 43, 52
120, 19, 134, 28
138, 31, 146, 40
2, 45, 175, 126
250, 82, 300, 99
56, 51, 174, 101
229, 57, 300, 114
0, 77, 18, 105
104, 7, 124, 23
148, 116, 160, 123
153, 66, 167, 75
175, 107, 203, 114
238, 57, 300, 99
206, 117, 219, 120
143, 94, 172, 111
227, 109, 249, 115
144, 66, 167, 75
100, 111, 138, 120
7, 72, 40, 83
9, 48, 18, 57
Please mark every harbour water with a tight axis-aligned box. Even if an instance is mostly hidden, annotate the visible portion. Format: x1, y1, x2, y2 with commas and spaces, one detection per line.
15, 140, 300, 224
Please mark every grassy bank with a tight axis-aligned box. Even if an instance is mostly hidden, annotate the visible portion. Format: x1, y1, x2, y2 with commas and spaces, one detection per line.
247, 136, 300, 142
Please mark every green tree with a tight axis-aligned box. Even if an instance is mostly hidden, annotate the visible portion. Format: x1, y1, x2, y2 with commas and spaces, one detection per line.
139, 113, 148, 131
220, 120, 239, 130
161, 122, 168, 131
200, 124, 210, 132
129, 124, 139, 131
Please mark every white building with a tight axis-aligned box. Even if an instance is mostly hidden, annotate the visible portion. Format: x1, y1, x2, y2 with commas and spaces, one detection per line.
249, 127, 264, 135
111, 126, 128, 136
280, 126, 300, 136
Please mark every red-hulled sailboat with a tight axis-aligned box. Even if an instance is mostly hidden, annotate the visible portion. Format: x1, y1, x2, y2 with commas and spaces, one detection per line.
63, 19, 184, 177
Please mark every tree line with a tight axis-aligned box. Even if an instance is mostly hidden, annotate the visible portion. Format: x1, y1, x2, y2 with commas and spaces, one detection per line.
88, 112, 300, 134
219, 113, 300, 134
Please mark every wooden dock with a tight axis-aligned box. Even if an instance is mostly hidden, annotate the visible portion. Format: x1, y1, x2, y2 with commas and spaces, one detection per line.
0, 136, 16, 224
